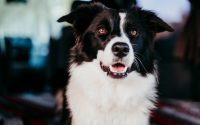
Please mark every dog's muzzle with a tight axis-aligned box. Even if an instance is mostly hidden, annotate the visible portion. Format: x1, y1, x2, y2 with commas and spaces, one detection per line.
99, 42, 132, 79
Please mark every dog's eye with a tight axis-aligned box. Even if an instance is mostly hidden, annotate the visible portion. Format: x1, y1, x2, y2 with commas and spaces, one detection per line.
128, 29, 138, 38
96, 26, 108, 36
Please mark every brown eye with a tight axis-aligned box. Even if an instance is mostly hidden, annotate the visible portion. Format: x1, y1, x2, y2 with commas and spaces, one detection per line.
129, 29, 138, 38
96, 26, 108, 36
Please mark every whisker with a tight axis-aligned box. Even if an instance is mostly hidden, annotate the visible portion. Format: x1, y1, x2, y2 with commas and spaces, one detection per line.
134, 59, 140, 71
134, 55, 148, 73
153, 65, 159, 84
134, 52, 143, 57
131, 43, 137, 46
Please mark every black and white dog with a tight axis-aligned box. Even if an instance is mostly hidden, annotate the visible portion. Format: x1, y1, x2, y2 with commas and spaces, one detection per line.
58, 2, 173, 125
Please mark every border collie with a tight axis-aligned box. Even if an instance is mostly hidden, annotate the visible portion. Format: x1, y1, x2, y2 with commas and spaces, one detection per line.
58, 2, 173, 125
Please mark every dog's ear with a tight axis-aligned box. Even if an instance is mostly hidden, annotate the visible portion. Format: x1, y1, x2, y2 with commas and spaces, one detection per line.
139, 9, 174, 33
58, 2, 105, 34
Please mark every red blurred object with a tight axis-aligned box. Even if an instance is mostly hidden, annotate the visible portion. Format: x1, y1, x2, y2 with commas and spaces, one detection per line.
151, 99, 200, 125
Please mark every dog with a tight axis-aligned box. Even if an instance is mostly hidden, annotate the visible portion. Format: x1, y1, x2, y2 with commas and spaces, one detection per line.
58, 2, 173, 125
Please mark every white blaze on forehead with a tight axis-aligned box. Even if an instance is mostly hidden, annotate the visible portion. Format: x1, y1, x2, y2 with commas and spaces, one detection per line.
119, 12, 127, 36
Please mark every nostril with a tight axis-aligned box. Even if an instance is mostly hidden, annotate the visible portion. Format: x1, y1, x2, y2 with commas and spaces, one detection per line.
113, 45, 120, 53
123, 46, 129, 53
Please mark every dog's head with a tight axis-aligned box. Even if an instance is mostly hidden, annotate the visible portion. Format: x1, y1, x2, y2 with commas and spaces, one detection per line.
58, 3, 174, 79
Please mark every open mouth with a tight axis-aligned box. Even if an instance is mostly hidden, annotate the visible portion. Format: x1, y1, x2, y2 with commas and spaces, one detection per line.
100, 61, 129, 79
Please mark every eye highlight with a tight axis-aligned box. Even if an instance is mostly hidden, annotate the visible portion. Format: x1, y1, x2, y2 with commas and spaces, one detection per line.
128, 28, 138, 38
96, 25, 108, 36
130, 30, 137, 36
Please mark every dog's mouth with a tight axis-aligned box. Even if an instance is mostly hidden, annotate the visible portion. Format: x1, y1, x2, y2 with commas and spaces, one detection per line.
100, 61, 129, 79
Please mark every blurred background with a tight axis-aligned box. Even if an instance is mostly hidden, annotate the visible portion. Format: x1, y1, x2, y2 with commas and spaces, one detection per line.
0, 0, 199, 125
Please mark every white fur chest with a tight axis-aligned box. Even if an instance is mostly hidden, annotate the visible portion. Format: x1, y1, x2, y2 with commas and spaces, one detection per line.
66, 60, 157, 125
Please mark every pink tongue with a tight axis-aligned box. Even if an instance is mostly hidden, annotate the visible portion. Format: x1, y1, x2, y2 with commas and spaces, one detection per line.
112, 66, 125, 72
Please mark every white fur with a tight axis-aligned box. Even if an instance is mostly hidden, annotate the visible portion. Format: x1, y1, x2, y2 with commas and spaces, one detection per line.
67, 60, 157, 125
66, 12, 157, 125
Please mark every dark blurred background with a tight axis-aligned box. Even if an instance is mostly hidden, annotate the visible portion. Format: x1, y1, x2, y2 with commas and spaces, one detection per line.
0, 0, 199, 125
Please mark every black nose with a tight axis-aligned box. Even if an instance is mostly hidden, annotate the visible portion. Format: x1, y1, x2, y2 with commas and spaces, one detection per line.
112, 42, 129, 58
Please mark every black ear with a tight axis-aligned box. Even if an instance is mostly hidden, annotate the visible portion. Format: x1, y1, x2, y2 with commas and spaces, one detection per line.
139, 9, 174, 33
57, 14, 74, 24
58, 2, 105, 34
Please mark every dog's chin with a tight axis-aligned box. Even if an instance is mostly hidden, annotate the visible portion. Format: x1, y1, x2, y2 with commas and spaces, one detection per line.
100, 61, 130, 79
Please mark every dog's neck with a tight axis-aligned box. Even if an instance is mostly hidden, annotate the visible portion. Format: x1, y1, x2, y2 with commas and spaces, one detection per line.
67, 60, 157, 125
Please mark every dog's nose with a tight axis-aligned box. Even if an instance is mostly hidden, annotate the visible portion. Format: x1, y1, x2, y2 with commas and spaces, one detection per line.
112, 42, 129, 58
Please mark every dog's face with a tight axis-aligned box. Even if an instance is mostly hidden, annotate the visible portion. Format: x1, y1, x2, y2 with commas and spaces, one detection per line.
58, 3, 173, 79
